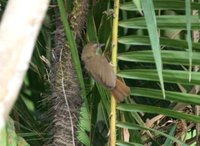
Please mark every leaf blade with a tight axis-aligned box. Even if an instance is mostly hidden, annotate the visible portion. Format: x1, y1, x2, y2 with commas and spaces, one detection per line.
141, 0, 165, 98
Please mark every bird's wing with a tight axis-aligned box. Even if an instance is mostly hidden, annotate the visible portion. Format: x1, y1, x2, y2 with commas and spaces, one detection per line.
85, 56, 116, 89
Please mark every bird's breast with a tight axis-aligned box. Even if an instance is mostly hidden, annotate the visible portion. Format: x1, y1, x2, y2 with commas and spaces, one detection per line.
83, 56, 116, 89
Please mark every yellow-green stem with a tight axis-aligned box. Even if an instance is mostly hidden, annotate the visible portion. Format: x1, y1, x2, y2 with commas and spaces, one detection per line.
110, 0, 119, 145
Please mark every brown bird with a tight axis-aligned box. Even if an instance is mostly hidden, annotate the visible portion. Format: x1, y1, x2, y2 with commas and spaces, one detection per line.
81, 42, 130, 102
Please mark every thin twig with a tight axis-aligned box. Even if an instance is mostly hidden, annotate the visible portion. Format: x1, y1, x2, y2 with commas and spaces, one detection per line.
60, 48, 75, 146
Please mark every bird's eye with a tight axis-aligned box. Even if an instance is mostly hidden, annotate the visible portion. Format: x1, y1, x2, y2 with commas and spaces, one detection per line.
91, 43, 98, 50
94, 43, 98, 48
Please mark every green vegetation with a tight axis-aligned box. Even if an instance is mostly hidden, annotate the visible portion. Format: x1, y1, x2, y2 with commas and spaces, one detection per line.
1, 0, 200, 146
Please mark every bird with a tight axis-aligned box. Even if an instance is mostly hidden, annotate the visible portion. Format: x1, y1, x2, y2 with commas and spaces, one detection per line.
81, 42, 130, 102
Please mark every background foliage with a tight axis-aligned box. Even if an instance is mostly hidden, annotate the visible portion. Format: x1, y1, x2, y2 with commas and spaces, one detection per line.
1, 0, 200, 146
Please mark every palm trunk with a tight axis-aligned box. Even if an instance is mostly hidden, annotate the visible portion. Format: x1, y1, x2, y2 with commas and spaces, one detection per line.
44, 1, 88, 146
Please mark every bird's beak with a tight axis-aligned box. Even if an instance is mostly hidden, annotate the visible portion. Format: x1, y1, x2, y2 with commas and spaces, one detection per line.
98, 43, 105, 48
96, 43, 105, 54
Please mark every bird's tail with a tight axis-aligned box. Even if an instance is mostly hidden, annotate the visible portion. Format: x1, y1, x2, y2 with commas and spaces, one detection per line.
111, 79, 130, 102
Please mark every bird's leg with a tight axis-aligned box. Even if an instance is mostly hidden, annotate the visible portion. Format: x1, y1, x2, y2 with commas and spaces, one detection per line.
109, 62, 116, 68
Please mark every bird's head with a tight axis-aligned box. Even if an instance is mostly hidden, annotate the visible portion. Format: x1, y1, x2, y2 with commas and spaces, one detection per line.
81, 42, 104, 60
